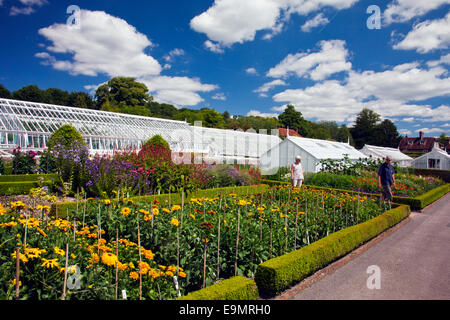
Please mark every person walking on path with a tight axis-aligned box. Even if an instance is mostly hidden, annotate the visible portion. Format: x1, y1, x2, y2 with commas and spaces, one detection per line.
378, 156, 396, 203
291, 156, 304, 188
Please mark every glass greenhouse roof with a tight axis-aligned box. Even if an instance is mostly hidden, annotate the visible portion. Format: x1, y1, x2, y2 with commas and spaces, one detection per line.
0, 98, 207, 153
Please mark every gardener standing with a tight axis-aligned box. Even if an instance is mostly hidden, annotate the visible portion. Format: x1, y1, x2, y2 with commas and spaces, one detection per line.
291, 155, 304, 188
378, 156, 396, 203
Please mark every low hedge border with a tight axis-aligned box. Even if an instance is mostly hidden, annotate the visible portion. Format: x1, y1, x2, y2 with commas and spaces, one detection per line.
414, 168, 450, 183
0, 180, 53, 196
0, 174, 58, 183
254, 204, 411, 297
178, 276, 259, 300
50, 184, 271, 218
261, 179, 450, 210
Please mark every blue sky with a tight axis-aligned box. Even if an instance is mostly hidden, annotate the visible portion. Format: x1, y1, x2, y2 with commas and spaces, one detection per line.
0, 0, 449, 137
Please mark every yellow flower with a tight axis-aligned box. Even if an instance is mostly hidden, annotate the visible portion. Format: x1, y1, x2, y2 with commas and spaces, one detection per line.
179, 271, 187, 278
170, 218, 179, 227
138, 261, 150, 275
158, 265, 166, 270
151, 208, 159, 215
238, 199, 248, 206
139, 209, 149, 215
162, 208, 171, 214
10, 279, 22, 287
11, 251, 28, 263
104, 199, 111, 205
41, 258, 59, 269
121, 207, 131, 217
189, 214, 195, 220
118, 262, 128, 271
54, 246, 65, 256
11, 201, 26, 211
166, 271, 174, 277
144, 214, 153, 221
171, 205, 181, 211
129, 271, 139, 280
101, 252, 119, 267
143, 249, 154, 260
90, 253, 99, 264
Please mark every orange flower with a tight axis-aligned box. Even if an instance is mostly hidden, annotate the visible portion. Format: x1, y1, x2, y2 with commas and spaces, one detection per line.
130, 271, 139, 280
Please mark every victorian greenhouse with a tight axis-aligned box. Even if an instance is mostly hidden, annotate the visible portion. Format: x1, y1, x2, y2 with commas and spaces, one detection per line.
0, 98, 280, 163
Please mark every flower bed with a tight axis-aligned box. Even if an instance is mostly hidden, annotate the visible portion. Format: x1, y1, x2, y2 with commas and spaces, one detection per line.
0, 184, 387, 300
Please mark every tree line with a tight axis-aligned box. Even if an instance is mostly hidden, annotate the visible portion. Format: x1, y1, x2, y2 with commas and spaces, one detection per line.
0, 77, 405, 148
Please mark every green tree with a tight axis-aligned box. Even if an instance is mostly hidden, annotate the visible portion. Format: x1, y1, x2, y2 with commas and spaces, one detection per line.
45, 88, 70, 105
69, 91, 96, 109
278, 104, 308, 136
0, 84, 12, 99
438, 132, 448, 146
201, 108, 225, 128
143, 134, 170, 149
350, 108, 381, 149
374, 119, 402, 148
95, 77, 153, 110
13, 85, 49, 103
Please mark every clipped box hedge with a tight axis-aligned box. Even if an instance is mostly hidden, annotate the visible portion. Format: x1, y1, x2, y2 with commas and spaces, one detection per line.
254, 204, 411, 297
51, 184, 270, 218
0, 174, 58, 183
178, 276, 259, 300
0, 181, 40, 196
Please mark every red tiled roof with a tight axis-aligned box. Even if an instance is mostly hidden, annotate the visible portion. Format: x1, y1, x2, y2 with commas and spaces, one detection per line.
398, 137, 436, 152
278, 128, 302, 137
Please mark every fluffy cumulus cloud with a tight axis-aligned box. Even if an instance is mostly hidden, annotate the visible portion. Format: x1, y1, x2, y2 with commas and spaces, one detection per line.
246, 67, 259, 75
384, 0, 450, 25
271, 61, 450, 122
36, 10, 217, 107
190, 0, 359, 50
393, 12, 450, 53
139, 76, 218, 106
267, 40, 352, 80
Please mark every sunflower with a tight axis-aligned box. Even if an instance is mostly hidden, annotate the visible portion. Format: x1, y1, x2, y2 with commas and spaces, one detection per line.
121, 207, 131, 217
101, 252, 119, 267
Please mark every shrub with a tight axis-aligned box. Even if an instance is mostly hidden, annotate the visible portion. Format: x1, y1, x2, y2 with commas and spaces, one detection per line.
11, 147, 37, 174
38, 149, 58, 174
143, 134, 170, 149
47, 124, 85, 150
307, 172, 353, 190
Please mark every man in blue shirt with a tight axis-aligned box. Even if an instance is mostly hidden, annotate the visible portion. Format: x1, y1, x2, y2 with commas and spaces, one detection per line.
378, 156, 396, 202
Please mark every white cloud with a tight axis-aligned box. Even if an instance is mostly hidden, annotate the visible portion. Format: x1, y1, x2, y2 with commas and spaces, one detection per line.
415, 127, 447, 135
254, 79, 287, 97
190, 0, 359, 49
37, 10, 162, 77
163, 48, 185, 62
271, 62, 450, 122
427, 53, 450, 67
10, 6, 34, 15
393, 13, 450, 53
398, 129, 412, 136
212, 92, 227, 101
247, 110, 279, 118
401, 117, 415, 123
246, 67, 259, 75
204, 40, 225, 54
300, 13, 329, 32
139, 76, 218, 107
19, 0, 47, 5
267, 40, 351, 81
384, 0, 450, 25
37, 10, 218, 107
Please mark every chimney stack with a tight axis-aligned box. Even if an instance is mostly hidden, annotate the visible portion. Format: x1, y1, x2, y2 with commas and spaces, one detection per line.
419, 131, 424, 140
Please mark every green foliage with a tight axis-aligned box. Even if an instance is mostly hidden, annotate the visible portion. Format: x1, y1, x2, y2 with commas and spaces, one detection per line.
47, 124, 85, 150
0, 174, 57, 183
95, 77, 152, 110
307, 172, 354, 190
143, 135, 170, 149
38, 150, 58, 174
278, 105, 308, 136
178, 276, 259, 300
0, 158, 4, 175
255, 204, 411, 297
0, 180, 54, 196
13, 85, 49, 103
393, 184, 450, 210
350, 108, 381, 149
12, 149, 37, 174
0, 84, 12, 99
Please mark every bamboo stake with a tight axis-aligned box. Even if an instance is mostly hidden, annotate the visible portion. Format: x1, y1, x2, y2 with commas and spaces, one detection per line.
356, 192, 360, 224
61, 243, 69, 300
115, 229, 119, 300
137, 214, 142, 300
15, 247, 20, 300
269, 208, 273, 259
23, 212, 28, 247
82, 192, 87, 229
73, 219, 76, 242
216, 211, 221, 280
234, 209, 241, 276
294, 200, 299, 250
202, 238, 207, 288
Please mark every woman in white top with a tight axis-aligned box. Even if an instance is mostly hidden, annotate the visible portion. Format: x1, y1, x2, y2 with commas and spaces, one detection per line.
291, 156, 304, 188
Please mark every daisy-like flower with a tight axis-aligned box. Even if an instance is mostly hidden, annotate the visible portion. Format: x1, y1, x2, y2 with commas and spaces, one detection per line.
101, 252, 118, 267
54, 246, 65, 256
41, 258, 59, 269
170, 218, 179, 227
129, 271, 139, 280
121, 207, 131, 217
